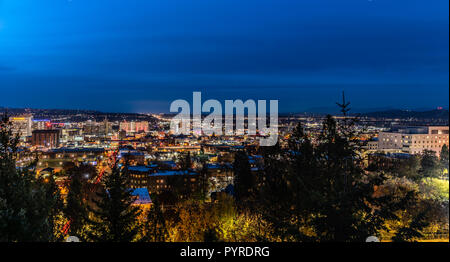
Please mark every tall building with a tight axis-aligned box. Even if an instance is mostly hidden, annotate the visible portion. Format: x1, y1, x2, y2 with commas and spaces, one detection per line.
378, 126, 449, 156
82, 119, 112, 136
32, 129, 61, 148
10, 115, 33, 139
102, 117, 112, 136
120, 121, 149, 134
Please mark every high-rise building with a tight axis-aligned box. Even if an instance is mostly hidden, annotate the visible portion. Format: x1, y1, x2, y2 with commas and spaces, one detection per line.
10, 115, 33, 139
32, 129, 61, 148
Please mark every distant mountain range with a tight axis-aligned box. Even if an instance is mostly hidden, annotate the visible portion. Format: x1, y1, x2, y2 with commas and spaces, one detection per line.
0, 107, 102, 115
360, 109, 449, 120
0, 107, 156, 122
303, 106, 397, 114
1, 106, 448, 120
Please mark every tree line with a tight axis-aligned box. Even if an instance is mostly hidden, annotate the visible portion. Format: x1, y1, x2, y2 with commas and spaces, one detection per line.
1, 106, 448, 242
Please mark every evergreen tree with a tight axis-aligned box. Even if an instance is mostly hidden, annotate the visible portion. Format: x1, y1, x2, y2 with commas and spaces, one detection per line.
256, 95, 423, 241
143, 194, 168, 242
392, 211, 429, 242
203, 227, 220, 242
394, 156, 421, 181
440, 144, 449, 177
256, 128, 314, 241
0, 114, 60, 241
196, 161, 210, 201
64, 170, 89, 240
179, 151, 192, 170
86, 163, 142, 242
419, 150, 440, 179
233, 150, 254, 202
41, 175, 64, 241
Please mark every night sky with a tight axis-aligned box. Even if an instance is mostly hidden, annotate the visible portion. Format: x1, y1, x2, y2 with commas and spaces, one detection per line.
0, 0, 448, 113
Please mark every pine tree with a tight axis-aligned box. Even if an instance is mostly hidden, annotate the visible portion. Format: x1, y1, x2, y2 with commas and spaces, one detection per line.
312, 114, 383, 241
256, 95, 424, 241
37, 175, 64, 242
86, 163, 142, 242
419, 150, 440, 179
392, 211, 429, 242
257, 123, 319, 241
196, 161, 210, 201
0, 113, 61, 241
440, 144, 449, 177
179, 151, 192, 170
233, 150, 254, 202
64, 170, 89, 240
143, 194, 168, 242
203, 227, 220, 242
308, 97, 417, 241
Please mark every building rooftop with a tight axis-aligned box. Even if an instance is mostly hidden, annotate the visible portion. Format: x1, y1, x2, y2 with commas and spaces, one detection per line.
389, 126, 449, 135
48, 147, 105, 153
130, 188, 152, 205
205, 163, 233, 169
32, 129, 60, 134
151, 170, 198, 177
127, 166, 152, 172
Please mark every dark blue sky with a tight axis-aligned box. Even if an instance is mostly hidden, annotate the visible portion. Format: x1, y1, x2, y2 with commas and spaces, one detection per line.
0, 0, 448, 113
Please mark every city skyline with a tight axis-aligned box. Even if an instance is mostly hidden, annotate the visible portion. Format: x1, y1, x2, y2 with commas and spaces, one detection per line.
0, 0, 448, 113
0, 0, 449, 246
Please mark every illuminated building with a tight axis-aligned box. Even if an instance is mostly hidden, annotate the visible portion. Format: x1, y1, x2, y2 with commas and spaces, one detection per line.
32, 119, 51, 130
119, 149, 146, 166
127, 165, 200, 198
378, 126, 449, 156
147, 170, 200, 197
10, 115, 33, 140
36, 147, 106, 172
60, 128, 83, 144
82, 120, 111, 136
32, 129, 61, 148
128, 166, 152, 189
120, 121, 149, 134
